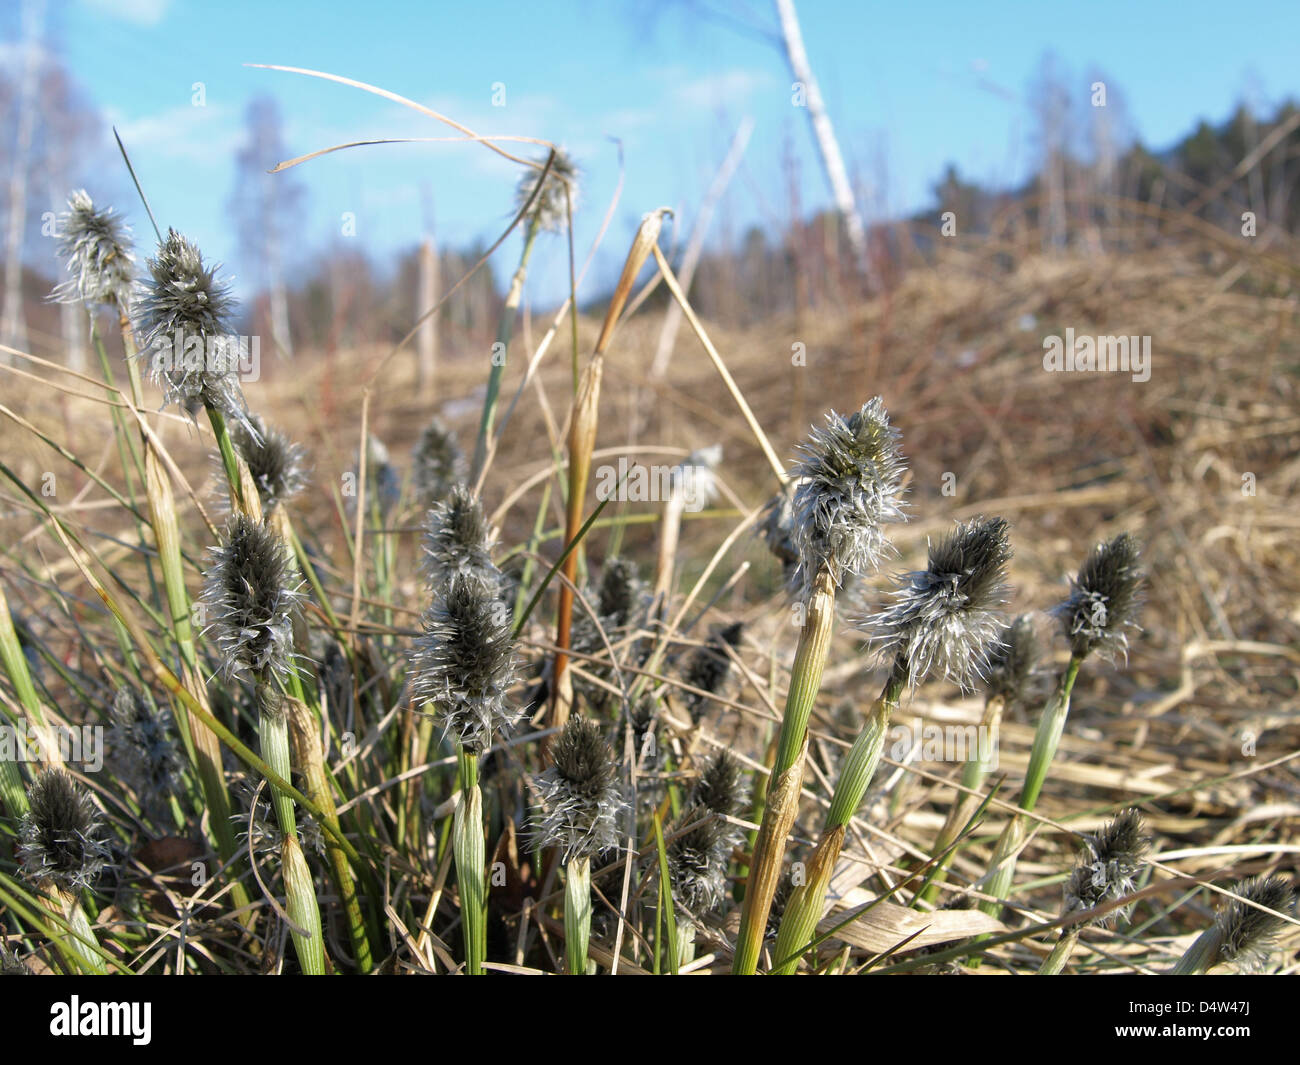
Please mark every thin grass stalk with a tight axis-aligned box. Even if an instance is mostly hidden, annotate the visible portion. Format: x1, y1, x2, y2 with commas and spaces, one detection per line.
978, 658, 1080, 922
551, 209, 669, 734
259, 697, 326, 974
1038, 927, 1080, 974
52, 885, 107, 975
732, 564, 836, 973
285, 692, 374, 972
470, 222, 540, 482
1171, 927, 1223, 974
564, 854, 592, 975
921, 693, 1006, 905
770, 668, 905, 973
453, 749, 486, 975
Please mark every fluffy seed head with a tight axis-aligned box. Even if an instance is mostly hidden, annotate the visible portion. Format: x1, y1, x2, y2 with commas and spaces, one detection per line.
693, 750, 748, 819
411, 417, 466, 510
230, 414, 307, 511
50, 190, 135, 310
18, 770, 109, 891
411, 572, 518, 751
1052, 533, 1144, 662
353, 434, 401, 520
421, 483, 497, 589
136, 229, 246, 423
683, 622, 744, 720
1063, 808, 1150, 924
984, 613, 1040, 702
202, 514, 303, 683
759, 483, 801, 582
110, 687, 184, 799
532, 717, 624, 863
666, 752, 748, 916
598, 558, 643, 627
1213, 874, 1295, 972
862, 516, 1012, 690
790, 398, 907, 592
673, 445, 722, 510
515, 148, 580, 233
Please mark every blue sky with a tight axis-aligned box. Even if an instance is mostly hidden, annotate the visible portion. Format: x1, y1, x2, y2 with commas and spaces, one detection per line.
15, 0, 1300, 305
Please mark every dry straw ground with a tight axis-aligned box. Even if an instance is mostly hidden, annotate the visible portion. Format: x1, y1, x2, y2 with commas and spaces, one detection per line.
2, 199, 1297, 972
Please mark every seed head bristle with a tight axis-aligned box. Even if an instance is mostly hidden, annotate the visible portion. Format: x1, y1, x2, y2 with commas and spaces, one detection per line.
673, 445, 722, 509
18, 769, 109, 891
136, 229, 246, 424
110, 687, 184, 799
421, 483, 497, 589
759, 484, 801, 582
861, 516, 1012, 690
50, 190, 135, 310
202, 514, 303, 683
1052, 532, 1144, 662
411, 572, 518, 752
532, 716, 624, 863
692, 750, 748, 819
790, 398, 907, 593
983, 613, 1040, 702
597, 557, 643, 627
683, 622, 744, 719
411, 417, 466, 510
515, 148, 580, 233
1213, 873, 1295, 972
1063, 808, 1150, 924
355, 433, 401, 520
230, 414, 307, 511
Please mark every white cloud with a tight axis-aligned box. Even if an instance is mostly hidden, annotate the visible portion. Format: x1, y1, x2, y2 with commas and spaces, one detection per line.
80, 0, 172, 27
108, 102, 240, 163
666, 68, 774, 109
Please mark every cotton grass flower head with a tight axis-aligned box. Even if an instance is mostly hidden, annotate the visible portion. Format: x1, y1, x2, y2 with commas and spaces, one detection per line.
673, 445, 723, 511
862, 516, 1012, 690
1051, 532, 1144, 663
532, 716, 624, 864
515, 148, 580, 234
135, 229, 246, 424
1212, 874, 1295, 972
682, 621, 744, 720
790, 398, 906, 593
1063, 808, 1150, 925
110, 687, 184, 799
411, 416, 466, 510
50, 190, 135, 310
667, 753, 747, 916
230, 414, 307, 512
352, 433, 401, 520
18, 769, 109, 891
983, 613, 1040, 703
202, 514, 304, 684
758, 481, 802, 583
597, 557, 644, 627
421, 483, 497, 589
411, 572, 518, 752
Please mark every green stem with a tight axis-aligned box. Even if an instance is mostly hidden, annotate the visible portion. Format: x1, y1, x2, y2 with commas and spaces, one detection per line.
565, 854, 592, 975
471, 221, 539, 482
453, 748, 486, 975
733, 566, 837, 974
